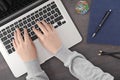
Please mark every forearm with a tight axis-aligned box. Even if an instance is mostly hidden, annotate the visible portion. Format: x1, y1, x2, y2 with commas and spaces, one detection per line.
24, 59, 49, 80
55, 45, 114, 80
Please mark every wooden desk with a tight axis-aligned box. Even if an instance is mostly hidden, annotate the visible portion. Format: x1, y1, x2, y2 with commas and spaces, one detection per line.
0, 0, 120, 80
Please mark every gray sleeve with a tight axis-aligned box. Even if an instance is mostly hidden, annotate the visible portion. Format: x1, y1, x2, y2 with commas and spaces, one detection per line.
24, 59, 49, 80
55, 45, 114, 80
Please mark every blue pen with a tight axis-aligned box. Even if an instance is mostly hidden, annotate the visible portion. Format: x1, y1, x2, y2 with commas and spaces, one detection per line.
92, 9, 112, 38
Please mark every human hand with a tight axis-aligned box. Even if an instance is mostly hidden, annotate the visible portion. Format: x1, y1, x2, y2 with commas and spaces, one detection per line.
12, 28, 37, 62
33, 21, 62, 54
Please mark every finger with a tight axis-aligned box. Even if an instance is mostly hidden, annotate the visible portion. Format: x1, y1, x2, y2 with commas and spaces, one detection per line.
16, 28, 23, 43
36, 21, 48, 35
12, 39, 17, 50
14, 31, 19, 45
24, 28, 30, 41
49, 24, 54, 31
42, 21, 52, 32
33, 27, 43, 39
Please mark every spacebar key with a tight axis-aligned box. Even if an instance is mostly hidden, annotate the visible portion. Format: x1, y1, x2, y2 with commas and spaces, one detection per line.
31, 35, 38, 41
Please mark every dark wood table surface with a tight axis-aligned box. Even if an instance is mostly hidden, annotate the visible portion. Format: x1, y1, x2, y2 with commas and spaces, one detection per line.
0, 0, 120, 80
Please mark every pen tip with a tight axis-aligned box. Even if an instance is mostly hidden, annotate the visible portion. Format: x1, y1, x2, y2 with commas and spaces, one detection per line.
98, 50, 103, 56
99, 50, 103, 53
109, 9, 112, 12
92, 33, 96, 38
98, 53, 102, 56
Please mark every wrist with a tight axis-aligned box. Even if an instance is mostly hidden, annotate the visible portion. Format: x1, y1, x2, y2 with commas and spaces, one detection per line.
55, 45, 72, 63
24, 59, 43, 76
52, 43, 62, 54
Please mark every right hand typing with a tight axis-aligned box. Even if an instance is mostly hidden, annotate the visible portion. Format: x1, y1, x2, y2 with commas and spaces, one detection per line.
33, 21, 62, 54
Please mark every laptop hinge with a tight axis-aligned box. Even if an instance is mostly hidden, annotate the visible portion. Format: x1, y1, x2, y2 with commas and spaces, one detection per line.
0, 0, 48, 27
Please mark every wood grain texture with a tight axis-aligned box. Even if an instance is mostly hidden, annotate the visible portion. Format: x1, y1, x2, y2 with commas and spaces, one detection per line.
0, 0, 119, 80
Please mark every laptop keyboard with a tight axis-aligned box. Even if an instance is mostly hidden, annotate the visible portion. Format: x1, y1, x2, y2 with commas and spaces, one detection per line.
0, 1, 66, 54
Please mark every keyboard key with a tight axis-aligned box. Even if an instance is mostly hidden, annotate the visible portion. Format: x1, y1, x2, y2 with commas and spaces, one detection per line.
50, 20, 54, 24
27, 15, 30, 18
34, 24, 39, 29
31, 31, 35, 35
57, 21, 62, 26
51, 2, 55, 4
11, 27, 15, 31
47, 12, 51, 16
7, 34, 11, 38
28, 29, 31, 32
14, 22, 18, 25
54, 25, 58, 28
51, 10, 55, 14
50, 15, 54, 19
11, 32, 14, 36
31, 13, 34, 16
43, 14, 47, 18
55, 15, 63, 22
23, 17, 26, 20
55, 8, 61, 15
19, 22, 23, 26
12, 47, 15, 52
23, 20, 27, 24
35, 14, 39, 18
15, 25, 19, 28
62, 21, 66, 24
10, 37, 14, 41
39, 8, 42, 11
10, 24, 14, 27
43, 9, 47, 13
31, 16, 35, 20
31, 35, 38, 41
31, 21, 35, 25
18, 19, 22, 23
47, 4, 51, 7
39, 17, 43, 21
11, 43, 13, 46
20, 28, 23, 32
6, 26, 9, 29
27, 23, 32, 28
39, 12, 43, 15
46, 18, 50, 22
5, 45, 11, 49
51, 4, 57, 9
3, 40, 10, 45
1, 37, 7, 41
2, 29, 5, 32
8, 49, 12, 54
35, 19, 39, 22
43, 6, 47, 9
54, 13, 58, 17
0, 33, 3, 38
47, 7, 51, 11
35, 10, 39, 14
23, 26, 27, 28
3, 31, 7, 35
27, 18, 31, 22
7, 29, 11, 33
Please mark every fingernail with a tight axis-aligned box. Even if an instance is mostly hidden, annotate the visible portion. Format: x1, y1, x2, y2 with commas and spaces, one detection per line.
36, 21, 39, 24
12, 39, 14, 42
33, 27, 35, 30
14, 31, 16, 34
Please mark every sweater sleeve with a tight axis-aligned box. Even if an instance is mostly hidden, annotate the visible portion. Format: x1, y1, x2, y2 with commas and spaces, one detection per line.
55, 45, 114, 80
24, 59, 49, 80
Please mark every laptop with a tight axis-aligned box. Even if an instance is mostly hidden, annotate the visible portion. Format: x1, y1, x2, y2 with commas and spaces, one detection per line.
0, 0, 82, 78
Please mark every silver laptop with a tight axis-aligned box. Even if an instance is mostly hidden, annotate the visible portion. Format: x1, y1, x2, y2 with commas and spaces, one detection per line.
0, 0, 82, 78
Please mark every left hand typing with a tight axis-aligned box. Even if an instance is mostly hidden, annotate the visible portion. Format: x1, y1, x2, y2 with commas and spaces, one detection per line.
12, 28, 37, 62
